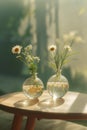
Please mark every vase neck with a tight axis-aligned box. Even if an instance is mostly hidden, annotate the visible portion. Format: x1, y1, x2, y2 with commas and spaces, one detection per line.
56, 69, 62, 77
31, 73, 37, 79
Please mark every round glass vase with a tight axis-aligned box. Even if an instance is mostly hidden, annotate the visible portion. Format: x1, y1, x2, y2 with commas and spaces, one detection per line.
22, 74, 44, 106
47, 72, 69, 106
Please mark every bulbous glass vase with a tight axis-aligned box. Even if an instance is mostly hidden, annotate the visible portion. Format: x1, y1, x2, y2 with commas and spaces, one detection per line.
23, 74, 44, 99
15, 74, 44, 107
47, 71, 69, 106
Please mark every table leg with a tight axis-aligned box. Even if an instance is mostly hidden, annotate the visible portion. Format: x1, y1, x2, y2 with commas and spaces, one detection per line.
25, 116, 36, 130
11, 114, 23, 130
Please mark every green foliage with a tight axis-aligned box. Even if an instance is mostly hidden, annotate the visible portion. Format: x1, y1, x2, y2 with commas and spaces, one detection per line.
12, 44, 40, 76
48, 32, 83, 74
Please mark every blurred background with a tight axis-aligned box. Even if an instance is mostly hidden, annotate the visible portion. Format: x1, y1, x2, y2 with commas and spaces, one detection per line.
0, 0, 87, 95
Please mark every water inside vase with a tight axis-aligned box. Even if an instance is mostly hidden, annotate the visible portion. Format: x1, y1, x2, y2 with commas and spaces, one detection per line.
47, 74, 69, 99
23, 84, 43, 99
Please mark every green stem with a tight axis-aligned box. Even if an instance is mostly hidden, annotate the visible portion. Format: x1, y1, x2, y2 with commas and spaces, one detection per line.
56, 69, 61, 78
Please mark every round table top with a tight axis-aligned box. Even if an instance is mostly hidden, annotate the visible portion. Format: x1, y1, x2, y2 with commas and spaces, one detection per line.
0, 91, 87, 119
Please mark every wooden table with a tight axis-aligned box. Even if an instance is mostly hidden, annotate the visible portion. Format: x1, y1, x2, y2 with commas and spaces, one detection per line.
0, 90, 87, 130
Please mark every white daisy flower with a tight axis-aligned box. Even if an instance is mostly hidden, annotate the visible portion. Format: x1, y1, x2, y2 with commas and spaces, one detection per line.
69, 31, 77, 40
75, 36, 83, 43
63, 34, 69, 41
34, 57, 40, 62
64, 45, 72, 52
25, 45, 32, 51
12, 45, 22, 54
48, 45, 56, 52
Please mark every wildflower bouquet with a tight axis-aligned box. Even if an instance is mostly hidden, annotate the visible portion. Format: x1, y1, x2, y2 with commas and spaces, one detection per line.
48, 31, 83, 74
11, 44, 40, 76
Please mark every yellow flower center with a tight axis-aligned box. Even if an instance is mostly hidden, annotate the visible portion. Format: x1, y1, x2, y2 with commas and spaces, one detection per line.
50, 47, 55, 51
15, 48, 19, 53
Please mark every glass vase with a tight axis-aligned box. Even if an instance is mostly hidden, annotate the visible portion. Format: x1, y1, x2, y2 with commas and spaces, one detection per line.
46, 71, 69, 106
21, 74, 44, 106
